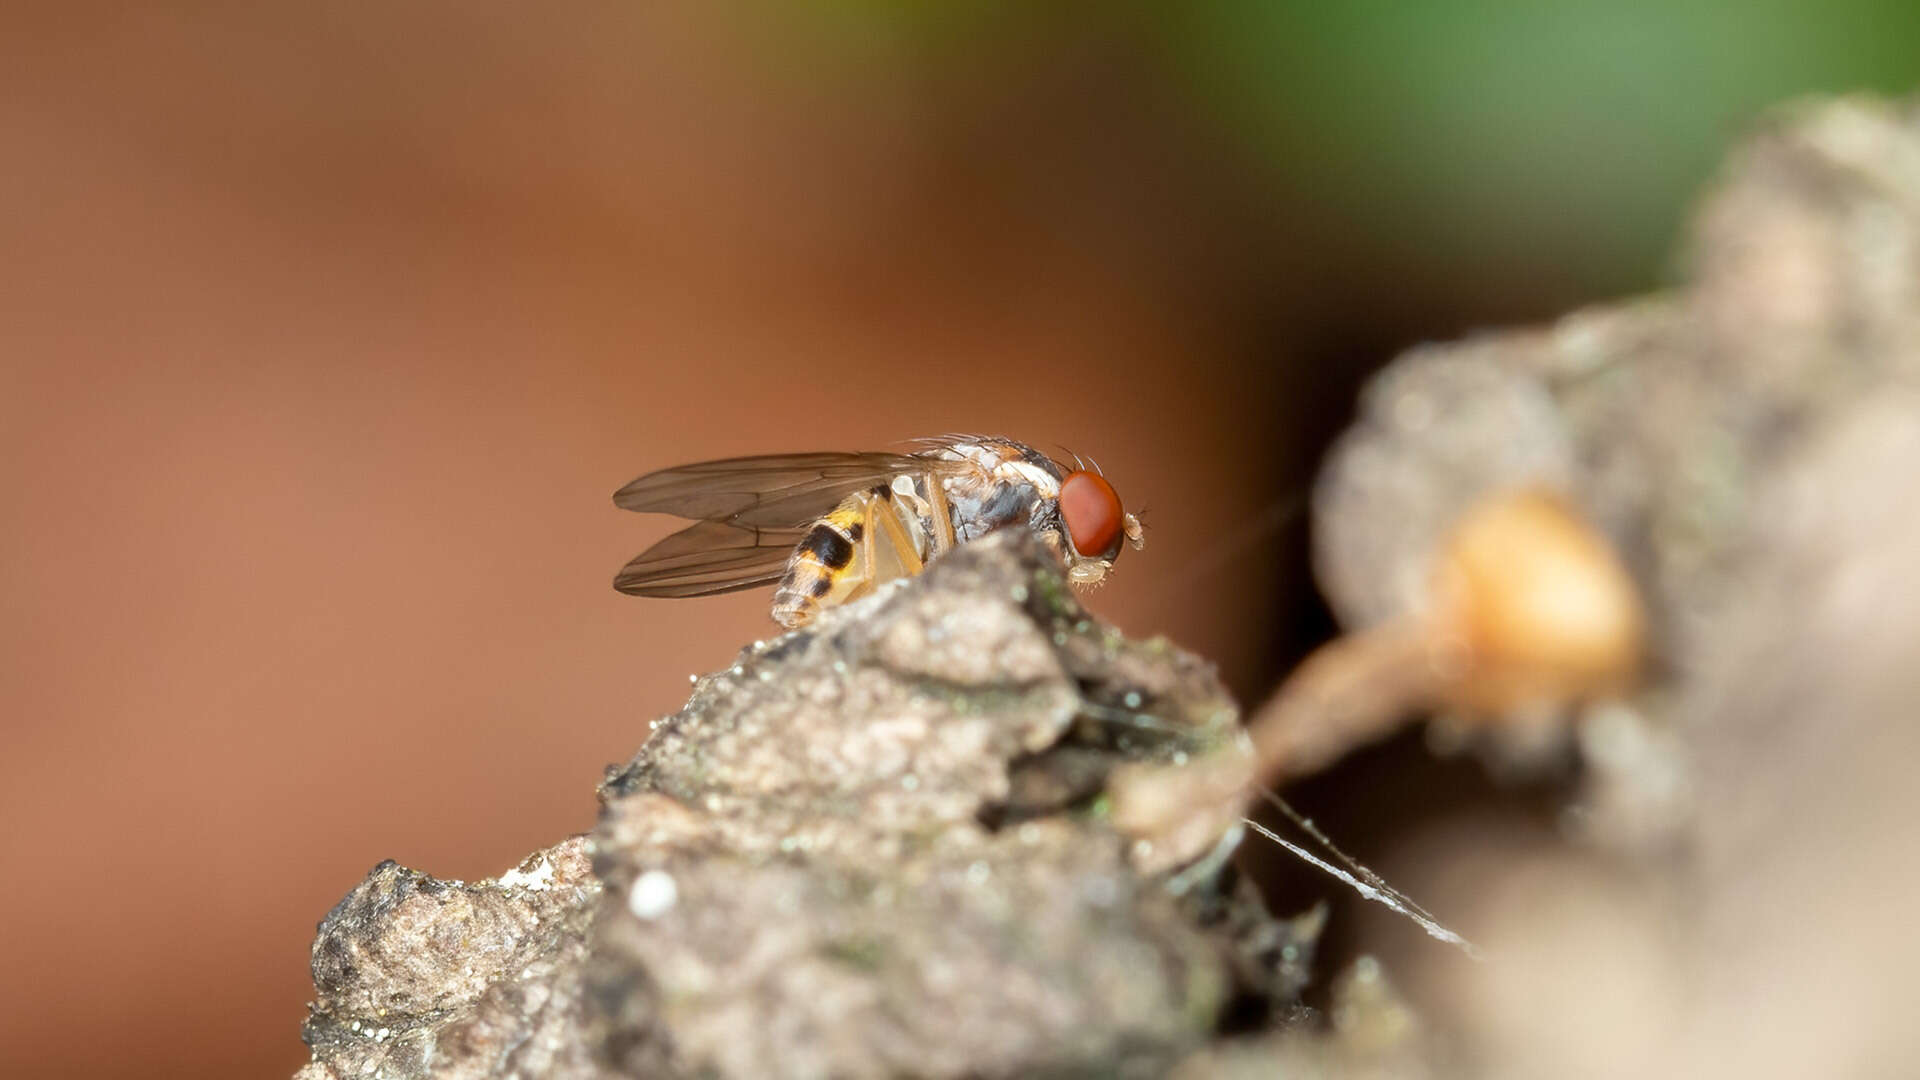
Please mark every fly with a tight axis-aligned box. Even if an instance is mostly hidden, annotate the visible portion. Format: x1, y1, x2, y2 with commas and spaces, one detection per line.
612, 436, 1144, 628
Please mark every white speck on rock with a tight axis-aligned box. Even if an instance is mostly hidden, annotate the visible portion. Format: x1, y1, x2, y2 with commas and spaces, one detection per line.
628, 870, 679, 920
497, 857, 555, 892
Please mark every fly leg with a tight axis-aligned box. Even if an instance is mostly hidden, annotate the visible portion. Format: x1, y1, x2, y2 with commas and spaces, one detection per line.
922, 472, 959, 557
841, 489, 924, 601
869, 492, 925, 579
843, 492, 882, 601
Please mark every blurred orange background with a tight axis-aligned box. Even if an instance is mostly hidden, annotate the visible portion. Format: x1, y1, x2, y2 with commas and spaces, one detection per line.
4, 5, 1911, 1076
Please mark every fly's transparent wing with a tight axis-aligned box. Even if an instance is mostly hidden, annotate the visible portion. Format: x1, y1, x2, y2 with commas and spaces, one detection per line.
614, 450, 970, 527
613, 519, 808, 598
613, 452, 917, 524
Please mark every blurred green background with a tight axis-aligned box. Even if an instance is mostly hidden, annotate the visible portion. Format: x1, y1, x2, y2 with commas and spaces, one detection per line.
4, 3, 1914, 1075
790, 0, 1919, 298
1157, 0, 1919, 293
776, 0, 1918, 309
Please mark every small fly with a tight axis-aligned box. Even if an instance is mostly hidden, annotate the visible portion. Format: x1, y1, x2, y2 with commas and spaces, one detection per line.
613, 436, 1144, 628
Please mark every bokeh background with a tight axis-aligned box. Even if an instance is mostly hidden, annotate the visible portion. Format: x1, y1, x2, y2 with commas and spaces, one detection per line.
4, 4, 1915, 1076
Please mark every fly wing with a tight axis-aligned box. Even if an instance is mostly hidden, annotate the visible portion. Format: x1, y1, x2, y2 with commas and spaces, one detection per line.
613, 450, 961, 528
613, 519, 808, 598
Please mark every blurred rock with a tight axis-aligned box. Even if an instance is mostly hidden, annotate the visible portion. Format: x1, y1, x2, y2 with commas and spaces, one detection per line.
296, 529, 1315, 1079
1315, 95, 1920, 839
1313, 94, 1920, 1076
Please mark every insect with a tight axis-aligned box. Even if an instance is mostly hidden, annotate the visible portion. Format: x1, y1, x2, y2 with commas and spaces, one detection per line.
613, 436, 1145, 628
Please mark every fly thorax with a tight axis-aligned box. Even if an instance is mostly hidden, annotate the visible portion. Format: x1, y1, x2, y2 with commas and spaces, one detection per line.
949, 480, 1042, 542
935, 441, 1064, 543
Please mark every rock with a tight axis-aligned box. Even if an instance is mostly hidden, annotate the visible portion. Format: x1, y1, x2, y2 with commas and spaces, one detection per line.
302, 839, 608, 1079
296, 529, 1315, 1079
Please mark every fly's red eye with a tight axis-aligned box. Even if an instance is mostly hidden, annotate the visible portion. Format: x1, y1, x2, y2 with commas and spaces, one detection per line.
1059, 470, 1124, 557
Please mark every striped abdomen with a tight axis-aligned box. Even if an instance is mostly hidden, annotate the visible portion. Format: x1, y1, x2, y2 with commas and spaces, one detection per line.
771, 483, 937, 628
770, 503, 866, 629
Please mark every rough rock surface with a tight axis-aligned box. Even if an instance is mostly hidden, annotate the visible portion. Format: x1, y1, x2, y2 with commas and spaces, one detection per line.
299, 839, 606, 1079
297, 529, 1314, 1079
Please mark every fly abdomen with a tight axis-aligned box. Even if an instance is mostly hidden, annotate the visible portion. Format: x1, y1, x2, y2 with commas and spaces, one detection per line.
771, 512, 862, 628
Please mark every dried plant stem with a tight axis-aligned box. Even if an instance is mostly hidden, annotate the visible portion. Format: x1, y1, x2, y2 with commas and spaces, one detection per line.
1107, 619, 1444, 874
1245, 619, 1444, 787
